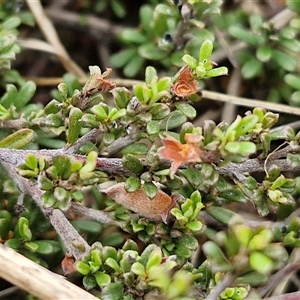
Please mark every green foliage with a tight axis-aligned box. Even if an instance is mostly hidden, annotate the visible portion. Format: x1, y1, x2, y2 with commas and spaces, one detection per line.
76, 240, 198, 299
212, 10, 300, 104
110, 1, 223, 77
4, 215, 62, 268
2, 1, 300, 300
203, 216, 288, 281
18, 152, 108, 210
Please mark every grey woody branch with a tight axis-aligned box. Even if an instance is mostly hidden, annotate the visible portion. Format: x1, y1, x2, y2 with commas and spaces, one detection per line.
0, 146, 299, 179
1, 161, 90, 260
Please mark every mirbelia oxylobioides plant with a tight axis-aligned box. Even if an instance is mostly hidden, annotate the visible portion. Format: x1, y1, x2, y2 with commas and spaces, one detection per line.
1, 1, 300, 300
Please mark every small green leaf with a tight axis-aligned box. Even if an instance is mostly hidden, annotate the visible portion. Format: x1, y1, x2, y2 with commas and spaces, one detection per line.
133, 84, 151, 103
4, 238, 22, 250
175, 103, 197, 119
120, 28, 146, 44
138, 43, 166, 60
121, 143, 149, 155
18, 217, 32, 242
52, 156, 71, 179
74, 221, 103, 236
80, 151, 97, 173
235, 114, 259, 137
82, 274, 97, 291
177, 235, 198, 250
25, 154, 38, 170
57, 83, 68, 102
182, 54, 198, 69
167, 270, 193, 299
54, 187, 70, 202
35, 240, 61, 255
143, 182, 157, 199
125, 176, 141, 192
91, 104, 108, 121
202, 241, 231, 267
42, 191, 56, 208
272, 50, 297, 72
122, 154, 144, 174
111, 87, 132, 109
287, 153, 300, 167
284, 73, 300, 90
147, 120, 160, 135
248, 228, 273, 250
205, 66, 228, 77
105, 257, 120, 273
150, 103, 170, 120
0, 129, 34, 149
14, 81, 36, 109
159, 110, 187, 130
180, 167, 202, 187
122, 239, 139, 251
131, 262, 146, 277
0, 210, 12, 239
206, 206, 236, 225
40, 177, 53, 190
174, 244, 191, 258
111, 0, 126, 18
123, 55, 144, 78
76, 261, 90, 275
229, 26, 265, 46
25, 241, 39, 252
279, 37, 300, 52
199, 40, 213, 62
145, 66, 157, 85
165, 175, 183, 190
110, 48, 137, 68
219, 188, 248, 203
101, 282, 124, 300
241, 58, 262, 79
102, 132, 115, 145
2, 16, 21, 30
146, 248, 162, 271
225, 141, 256, 155
256, 45, 272, 62
157, 77, 171, 92
67, 107, 83, 144
250, 251, 274, 274
238, 271, 268, 286
109, 108, 126, 121
186, 220, 203, 231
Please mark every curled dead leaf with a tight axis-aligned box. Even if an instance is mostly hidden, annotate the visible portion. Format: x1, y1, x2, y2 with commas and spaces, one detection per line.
101, 183, 175, 223
173, 66, 198, 97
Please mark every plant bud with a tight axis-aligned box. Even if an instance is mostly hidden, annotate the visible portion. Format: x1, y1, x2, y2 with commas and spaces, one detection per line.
100, 183, 176, 223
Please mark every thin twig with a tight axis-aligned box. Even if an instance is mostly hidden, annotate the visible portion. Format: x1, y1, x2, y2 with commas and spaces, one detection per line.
265, 291, 300, 300
26, 0, 86, 79
202, 90, 300, 116
0, 286, 19, 298
206, 273, 236, 300
45, 7, 123, 39
49, 209, 91, 260
18, 38, 57, 54
71, 202, 116, 225
1, 146, 300, 180
100, 133, 138, 156
221, 68, 240, 123
1, 161, 90, 260
63, 128, 102, 155
0, 119, 30, 129
259, 261, 300, 298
